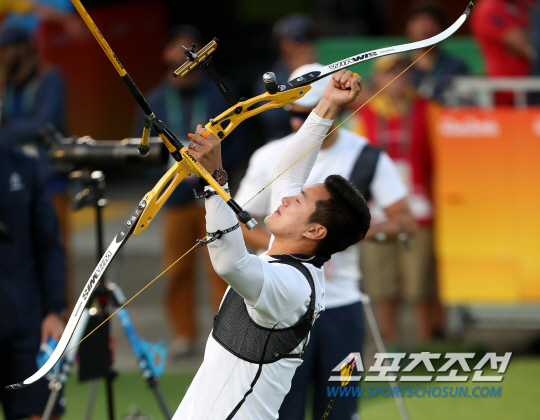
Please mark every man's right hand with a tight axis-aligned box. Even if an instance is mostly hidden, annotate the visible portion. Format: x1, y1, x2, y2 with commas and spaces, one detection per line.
314, 69, 363, 120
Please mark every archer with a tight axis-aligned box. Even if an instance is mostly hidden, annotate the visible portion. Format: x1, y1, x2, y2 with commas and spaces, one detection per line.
174, 69, 368, 419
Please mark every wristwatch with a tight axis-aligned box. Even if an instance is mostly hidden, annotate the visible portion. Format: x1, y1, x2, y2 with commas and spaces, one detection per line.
211, 168, 228, 186
199, 168, 228, 187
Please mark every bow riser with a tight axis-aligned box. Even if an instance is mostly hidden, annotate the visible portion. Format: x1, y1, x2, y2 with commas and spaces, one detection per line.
203, 86, 312, 141
133, 161, 194, 236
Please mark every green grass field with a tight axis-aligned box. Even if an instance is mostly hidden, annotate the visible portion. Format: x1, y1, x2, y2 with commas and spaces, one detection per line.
8, 356, 540, 419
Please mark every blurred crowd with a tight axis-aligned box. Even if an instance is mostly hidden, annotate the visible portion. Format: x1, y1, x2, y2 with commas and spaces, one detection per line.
1, 0, 539, 419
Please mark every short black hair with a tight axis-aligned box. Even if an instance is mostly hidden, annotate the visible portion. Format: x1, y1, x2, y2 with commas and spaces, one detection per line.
407, 1, 446, 29
309, 175, 371, 257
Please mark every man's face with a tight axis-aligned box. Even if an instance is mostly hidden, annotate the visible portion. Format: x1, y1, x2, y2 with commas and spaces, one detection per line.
265, 183, 330, 241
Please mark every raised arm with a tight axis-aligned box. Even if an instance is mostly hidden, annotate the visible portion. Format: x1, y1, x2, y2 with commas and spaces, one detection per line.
270, 71, 363, 212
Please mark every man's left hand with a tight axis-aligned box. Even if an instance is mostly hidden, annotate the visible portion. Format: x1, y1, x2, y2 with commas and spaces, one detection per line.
315, 70, 363, 119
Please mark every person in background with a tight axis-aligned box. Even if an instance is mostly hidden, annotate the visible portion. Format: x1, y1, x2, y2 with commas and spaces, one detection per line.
0, 24, 65, 181
253, 14, 319, 142
471, 0, 534, 105
0, 144, 66, 420
347, 54, 436, 348
134, 25, 248, 359
0, 23, 70, 256
236, 63, 416, 420
405, 0, 468, 102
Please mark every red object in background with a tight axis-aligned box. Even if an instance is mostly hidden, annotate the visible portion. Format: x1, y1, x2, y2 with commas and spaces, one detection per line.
470, 0, 531, 105
38, 1, 166, 140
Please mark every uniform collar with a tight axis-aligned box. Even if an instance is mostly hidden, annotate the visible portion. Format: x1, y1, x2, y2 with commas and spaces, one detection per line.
269, 254, 330, 269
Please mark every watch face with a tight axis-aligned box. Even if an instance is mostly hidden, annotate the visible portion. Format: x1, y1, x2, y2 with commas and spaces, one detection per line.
213, 168, 228, 186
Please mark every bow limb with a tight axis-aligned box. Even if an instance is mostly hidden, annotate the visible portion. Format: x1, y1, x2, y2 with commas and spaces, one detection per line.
199, 0, 474, 141
283, 1, 475, 90
5, 161, 193, 390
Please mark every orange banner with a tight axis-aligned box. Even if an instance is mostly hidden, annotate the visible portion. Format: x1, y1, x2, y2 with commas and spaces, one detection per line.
431, 106, 540, 304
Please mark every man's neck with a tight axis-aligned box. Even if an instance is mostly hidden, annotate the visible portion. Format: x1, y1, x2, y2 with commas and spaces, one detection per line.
267, 238, 315, 257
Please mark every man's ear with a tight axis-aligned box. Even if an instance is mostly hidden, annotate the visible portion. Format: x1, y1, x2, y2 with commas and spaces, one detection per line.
303, 224, 327, 241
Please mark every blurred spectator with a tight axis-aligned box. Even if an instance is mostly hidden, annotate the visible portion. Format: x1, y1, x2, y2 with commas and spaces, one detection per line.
347, 55, 436, 347
471, 0, 534, 105
406, 0, 469, 102
0, 23, 70, 249
0, 0, 82, 39
0, 144, 66, 420
236, 63, 416, 420
134, 25, 248, 358
252, 14, 319, 142
0, 24, 65, 172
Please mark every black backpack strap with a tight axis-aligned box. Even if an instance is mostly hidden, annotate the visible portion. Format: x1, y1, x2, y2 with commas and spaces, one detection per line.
348, 144, 382, 202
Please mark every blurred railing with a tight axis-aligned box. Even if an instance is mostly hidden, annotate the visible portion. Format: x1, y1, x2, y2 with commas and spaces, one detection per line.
445, 76, 540, 107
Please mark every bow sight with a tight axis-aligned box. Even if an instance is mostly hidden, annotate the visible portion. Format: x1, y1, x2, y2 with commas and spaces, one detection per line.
173, 38, 238, 107
171, 37, 311, 140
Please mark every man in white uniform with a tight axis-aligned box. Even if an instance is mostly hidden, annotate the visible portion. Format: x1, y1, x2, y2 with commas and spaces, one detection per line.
173, 69, 368, 420
234, 64, 416, 420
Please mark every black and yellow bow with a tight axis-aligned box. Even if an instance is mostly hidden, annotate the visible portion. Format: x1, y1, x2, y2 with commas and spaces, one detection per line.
6, 0, 474, 390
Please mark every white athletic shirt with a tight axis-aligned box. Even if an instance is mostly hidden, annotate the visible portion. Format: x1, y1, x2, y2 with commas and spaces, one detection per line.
235, 128, 407, 309
173, 112, 331, 420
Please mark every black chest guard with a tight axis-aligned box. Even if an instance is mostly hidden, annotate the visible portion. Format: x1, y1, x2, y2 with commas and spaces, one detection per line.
212, 260, 316, 364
